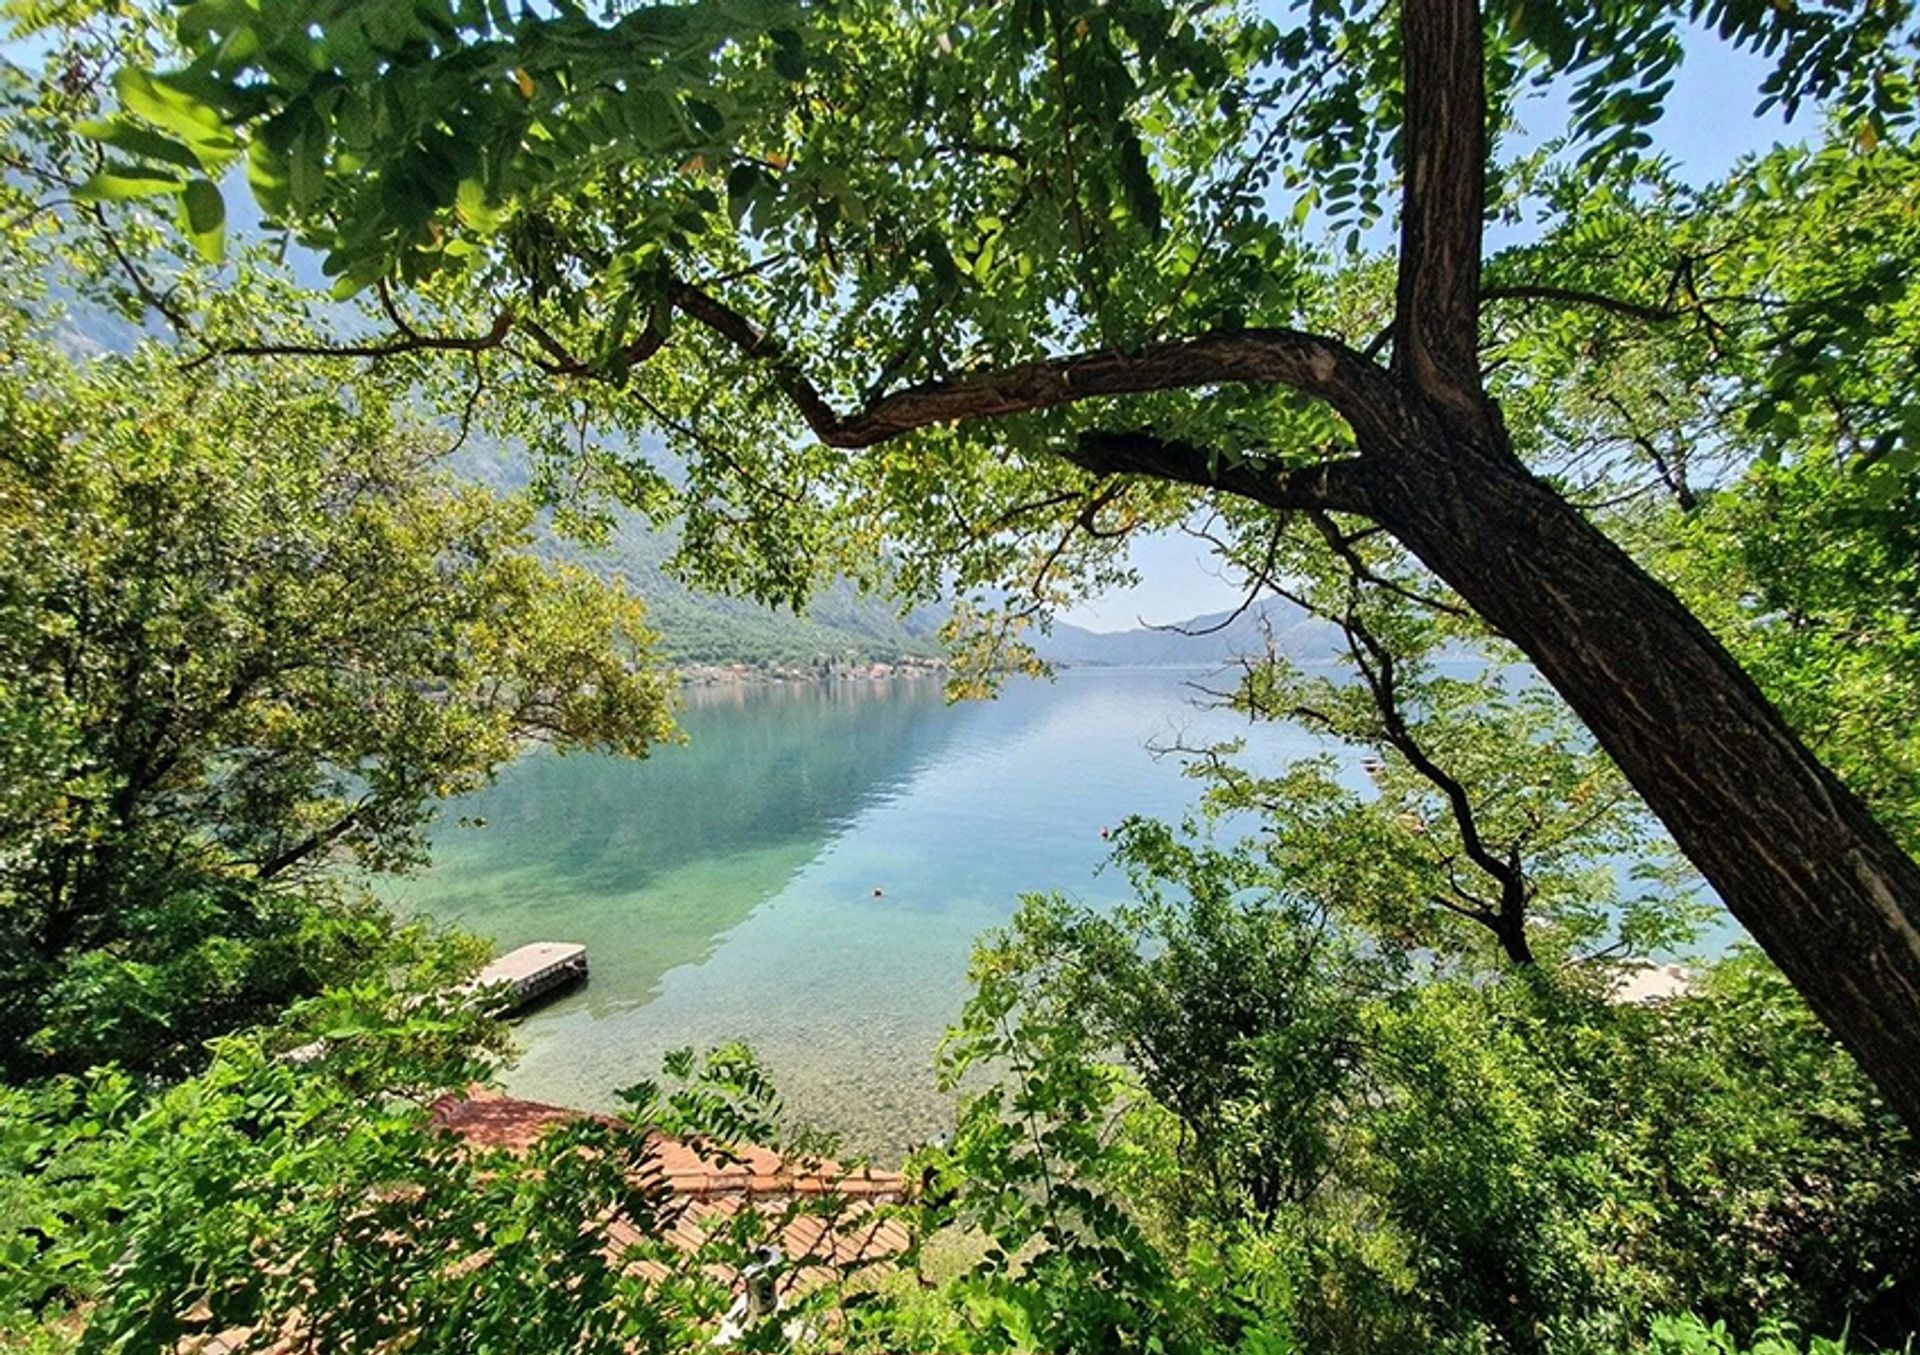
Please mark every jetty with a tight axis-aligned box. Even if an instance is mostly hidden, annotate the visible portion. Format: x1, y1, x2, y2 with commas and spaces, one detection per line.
285, 942, 587, 1064
471, 941, 589, 1013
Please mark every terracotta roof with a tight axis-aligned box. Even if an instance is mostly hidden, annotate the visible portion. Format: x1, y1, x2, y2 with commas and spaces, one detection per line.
172, 1091, 914, 1352
429, 1089, 914, 1293
430, 1088, 907, 1197
428, 1086, 604, 1153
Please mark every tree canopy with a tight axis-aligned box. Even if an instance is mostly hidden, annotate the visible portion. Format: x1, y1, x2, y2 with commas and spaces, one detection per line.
0, 297, 674, 1077
5, 1, 1920, 1349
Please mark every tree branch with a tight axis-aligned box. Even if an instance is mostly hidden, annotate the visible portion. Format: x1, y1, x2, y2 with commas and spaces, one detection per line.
1392, 0, 1492, 441
1369, 281, 1692, 360
1481, 283, 1683, 327
1428, 891, 1497, 927
1598, 391, 1698, 510
185, 311, 518, 371
1338, 603, 1535, 964
1067, 430, 1379, 516
192, 259, 1403, 469
253, 799, 375, 881
1304, 510, 1476, 622
1158, 519, 1283, 637
670, 281, 1399, 449
193, 276, 1400, 471
89, 204, 191, 336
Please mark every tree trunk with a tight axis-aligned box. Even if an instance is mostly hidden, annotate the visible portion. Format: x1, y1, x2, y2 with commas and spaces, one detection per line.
1370, 431, 1920, 1128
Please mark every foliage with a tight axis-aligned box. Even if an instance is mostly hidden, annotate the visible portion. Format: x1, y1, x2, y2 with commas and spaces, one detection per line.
49, 0, 1911, 635
1478, 133, 1920, 863
1, 2, 1918, 1352
28, 0, 1920, 1002
1170, 521, 1707, 968
0, 313, 675, 1078
543, 518, 947, 672
10, 881, 486, 1086
443, 437, 950, 673
1, 1001, 876, 1353
1645, 1314, 1881, 1355
877, 900, 1217, 1354
887, 847, 1920, 1355
55, 10, 1920, 1157
1653, 450, 1920, 855
10, 846, 1912, 1354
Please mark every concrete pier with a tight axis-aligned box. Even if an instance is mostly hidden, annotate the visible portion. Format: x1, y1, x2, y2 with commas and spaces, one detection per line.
472, 942, 588, 1013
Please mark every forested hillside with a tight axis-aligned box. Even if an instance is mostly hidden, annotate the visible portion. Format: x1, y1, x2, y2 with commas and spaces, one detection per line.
456, 434, 1330, 673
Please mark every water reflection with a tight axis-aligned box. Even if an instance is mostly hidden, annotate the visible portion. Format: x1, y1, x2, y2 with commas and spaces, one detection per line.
386, 675, 969, 1012
392, 666, 1733, 1161
392, 668, 1317, 1157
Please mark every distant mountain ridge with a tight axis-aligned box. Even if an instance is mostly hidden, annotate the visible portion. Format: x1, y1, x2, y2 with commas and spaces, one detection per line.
1033, 598, 1339, 668
446, 437, 949, 670
536, 493, 1342, 673
447, 437, 1340, 672
54, 301, 1332, 673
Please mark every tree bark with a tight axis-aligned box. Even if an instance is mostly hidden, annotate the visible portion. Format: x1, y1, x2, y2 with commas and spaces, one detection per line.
1392, 0, 1494, 447
1365, 432, 1920, 1127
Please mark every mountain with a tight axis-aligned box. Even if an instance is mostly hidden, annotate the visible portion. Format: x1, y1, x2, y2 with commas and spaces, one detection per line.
1030, 598, 1340, 668
52, 302, 1328, 674
546, 522, 947, 671
401, 426, 1342, 672
531, 492, 1340, 673
547, 502, 1343, 674
445, 437, 946, 671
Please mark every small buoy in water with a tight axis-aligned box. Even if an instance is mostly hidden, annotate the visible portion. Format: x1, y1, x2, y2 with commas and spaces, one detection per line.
873, 887, 885, 898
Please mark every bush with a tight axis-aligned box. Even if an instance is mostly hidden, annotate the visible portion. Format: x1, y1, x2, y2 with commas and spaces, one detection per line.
876, 834, 1920, 1354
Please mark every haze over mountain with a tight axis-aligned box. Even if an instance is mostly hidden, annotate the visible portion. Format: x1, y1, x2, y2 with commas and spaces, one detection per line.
1033, 599, 1339, 667
58, 296, 1329, 672
532, 500, 1337, 674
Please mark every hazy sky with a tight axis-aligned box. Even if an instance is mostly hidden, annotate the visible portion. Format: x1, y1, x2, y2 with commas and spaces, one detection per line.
1060, 21, 1798, 632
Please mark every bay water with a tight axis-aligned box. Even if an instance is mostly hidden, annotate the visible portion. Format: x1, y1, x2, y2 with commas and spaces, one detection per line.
385, 667, 1333, 1159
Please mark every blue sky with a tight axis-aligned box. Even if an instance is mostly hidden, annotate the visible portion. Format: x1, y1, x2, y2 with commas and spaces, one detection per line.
1060, 20, 1800, 632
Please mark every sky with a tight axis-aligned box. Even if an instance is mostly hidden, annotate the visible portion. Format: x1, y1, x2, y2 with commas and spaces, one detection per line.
1059, 20, 1800, 632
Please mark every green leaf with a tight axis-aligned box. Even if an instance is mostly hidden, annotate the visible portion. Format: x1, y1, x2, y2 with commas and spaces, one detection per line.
455, 178, 501, 231
770, 28, 807, 82
180, 179, 227, 264
330, 256, 386, 299
289, 124, 328, 210
726, 161, 761, 222
74, 165, 185, 202
113, 68, 240, 172
246, 139, 291, 218
75, 119, 202, 172
597, 286, 637, 381
622, 88, 681, 149
1116, 128, 1162, 238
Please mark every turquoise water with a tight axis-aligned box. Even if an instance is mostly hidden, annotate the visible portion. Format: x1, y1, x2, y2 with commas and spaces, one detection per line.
386, 668, 1332, 1159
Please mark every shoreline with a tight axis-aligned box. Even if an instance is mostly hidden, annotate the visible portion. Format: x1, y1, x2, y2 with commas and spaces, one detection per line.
673, 657, 949, 686
669, 657, 1253, 687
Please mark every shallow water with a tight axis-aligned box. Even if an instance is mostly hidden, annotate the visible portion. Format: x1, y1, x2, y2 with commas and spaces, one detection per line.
385, 668, 1335, 1159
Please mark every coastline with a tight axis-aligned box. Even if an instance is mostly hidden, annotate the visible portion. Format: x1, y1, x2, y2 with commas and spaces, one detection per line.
673, 656, 950, 686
